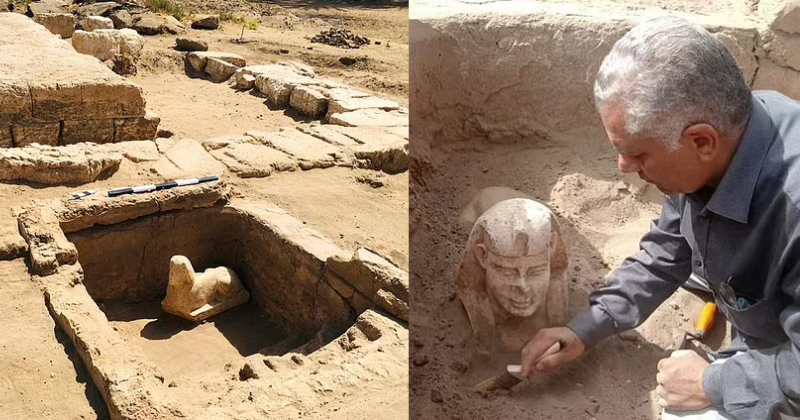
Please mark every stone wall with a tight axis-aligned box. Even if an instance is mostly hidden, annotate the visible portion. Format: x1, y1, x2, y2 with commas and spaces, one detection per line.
0, 12, 157, 147
410, 0, 800, 146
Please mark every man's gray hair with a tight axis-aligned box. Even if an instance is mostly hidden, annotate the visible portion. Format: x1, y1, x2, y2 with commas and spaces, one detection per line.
594, 16, 751, 149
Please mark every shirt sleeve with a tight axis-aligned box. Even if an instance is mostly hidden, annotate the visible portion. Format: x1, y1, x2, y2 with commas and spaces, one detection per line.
702, 249, 800, 418
567, 194, 693, 348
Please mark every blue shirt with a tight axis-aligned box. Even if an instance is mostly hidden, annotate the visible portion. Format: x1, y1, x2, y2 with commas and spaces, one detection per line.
568, 91, 800, 418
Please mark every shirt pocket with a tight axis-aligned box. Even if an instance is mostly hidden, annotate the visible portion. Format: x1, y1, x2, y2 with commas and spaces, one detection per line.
715, 287, 786, 345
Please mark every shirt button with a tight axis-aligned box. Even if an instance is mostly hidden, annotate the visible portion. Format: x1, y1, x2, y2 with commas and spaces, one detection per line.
695, 258, 703, 267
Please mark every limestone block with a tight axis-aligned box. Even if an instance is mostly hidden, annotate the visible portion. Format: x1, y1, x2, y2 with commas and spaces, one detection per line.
109, 10, 133, 29
132, 13, 184, 35
205, 57, 239, 82
109, 140, 159, 162
186, 51, 246, 73
254, 73, 317, 108
33, 13, 76, 39
17, 203, 78, 276
326, 96, 400, 120
289, 86, 328, 118
0, 83, 33, 126
84, 16, 114, 32
0, 126, 12, 148
762, 30, 800, 72
191, 15, 219, 30
71, 29, 144, 62
353, 140, 409, 174
12, 122, 60, 147
296, 124, 361, 147
208, 142, 298, 178
753, 59, 800, 100
456, 198, 568, 351
30, 80, 146, 122
77, 1, 119, 17
0, 143, 121, 185
154, 138, 227, 179
772, 0, 800, 34
114, 110, 160, 142
330, 109, 409, 127
247, 128, 339, 170
61, 119, 115, 145
237, 74, 256, 90
162, 256, 250, 322
175, 37, 208, 52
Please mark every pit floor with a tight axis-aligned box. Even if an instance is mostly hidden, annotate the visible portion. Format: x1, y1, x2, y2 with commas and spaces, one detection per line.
99, 299, 286, 383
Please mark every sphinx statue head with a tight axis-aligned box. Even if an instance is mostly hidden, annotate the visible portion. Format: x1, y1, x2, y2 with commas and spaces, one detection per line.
456, 198, 568, 351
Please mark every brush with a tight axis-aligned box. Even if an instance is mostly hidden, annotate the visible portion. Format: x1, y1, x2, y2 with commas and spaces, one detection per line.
474, 340, 564, 394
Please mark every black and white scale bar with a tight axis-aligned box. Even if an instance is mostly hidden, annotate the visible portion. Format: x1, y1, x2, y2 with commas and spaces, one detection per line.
107, 175, 220, 198
68, 190, 95, 200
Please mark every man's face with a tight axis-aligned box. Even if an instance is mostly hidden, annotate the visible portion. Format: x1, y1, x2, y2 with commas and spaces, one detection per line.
478, 246, 551, 318
601, 103, 711, 195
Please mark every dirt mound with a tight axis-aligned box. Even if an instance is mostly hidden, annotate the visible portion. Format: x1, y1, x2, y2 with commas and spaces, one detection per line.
311, 28, 371, 49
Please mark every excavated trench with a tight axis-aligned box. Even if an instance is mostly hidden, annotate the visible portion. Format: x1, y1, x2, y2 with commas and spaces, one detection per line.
66, 205, 356, 382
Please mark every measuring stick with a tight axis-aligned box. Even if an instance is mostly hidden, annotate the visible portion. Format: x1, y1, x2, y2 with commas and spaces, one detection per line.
107, 175, 219, 198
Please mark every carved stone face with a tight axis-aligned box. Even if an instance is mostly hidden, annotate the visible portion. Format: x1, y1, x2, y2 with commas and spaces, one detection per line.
477, 247, 551, 317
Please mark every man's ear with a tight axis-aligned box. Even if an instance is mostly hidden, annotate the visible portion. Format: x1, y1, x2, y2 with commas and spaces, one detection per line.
682, 123, 719, 163
474, 244, 488, 269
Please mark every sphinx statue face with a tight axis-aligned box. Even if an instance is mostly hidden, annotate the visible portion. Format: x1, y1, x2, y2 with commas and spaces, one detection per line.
476, 246, 550, 317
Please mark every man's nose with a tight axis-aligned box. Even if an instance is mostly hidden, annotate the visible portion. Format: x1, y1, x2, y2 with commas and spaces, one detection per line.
618, 154, 640, 173
511, 274, 530, 293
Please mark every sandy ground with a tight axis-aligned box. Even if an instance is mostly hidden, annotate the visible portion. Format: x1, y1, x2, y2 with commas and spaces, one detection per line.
409, 127, 730, 420
0, 1, 409, 418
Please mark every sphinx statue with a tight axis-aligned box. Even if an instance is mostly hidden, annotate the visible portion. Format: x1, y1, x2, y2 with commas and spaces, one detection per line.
456, 198, 569, 351
162, 255, 249, 322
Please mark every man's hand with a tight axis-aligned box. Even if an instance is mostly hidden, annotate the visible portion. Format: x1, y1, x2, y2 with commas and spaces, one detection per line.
520, 327, 585, 379
655, 349, 711, 410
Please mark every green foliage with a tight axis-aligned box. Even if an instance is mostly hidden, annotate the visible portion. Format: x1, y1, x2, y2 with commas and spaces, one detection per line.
145, 0, 186, 21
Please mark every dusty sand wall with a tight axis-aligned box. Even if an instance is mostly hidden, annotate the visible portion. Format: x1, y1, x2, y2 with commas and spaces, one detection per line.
410, 0, 800, 146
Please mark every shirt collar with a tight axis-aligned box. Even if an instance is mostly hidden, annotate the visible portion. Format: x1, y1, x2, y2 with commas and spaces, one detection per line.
703, 95, 775, 224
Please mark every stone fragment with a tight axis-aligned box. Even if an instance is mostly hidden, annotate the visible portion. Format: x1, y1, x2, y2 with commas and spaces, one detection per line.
326, 96, 400, 120
191, 15, 219, 30
248, 129, 340, 170
83, 16, 114, 32
71, 29, 144, 62
0, 143, 122, 185
61, 119, 115, 145
109, 10, 133, 29
205, 58, 239, 82
186, 51, 246, 73
133, 13, 184, 36
114, 111, 161, 142
162, 255, 249, 322
77, 1, 119, 17
208, 142, 297, 178
33, 13, 76, 39
154, 138, 227, 179
330, 109, 409, 127
289, 86, 328, 118
17, 204, 78, 276
12, 122, 60, 147
175, 37, 208, 52
237, 74, 256, 90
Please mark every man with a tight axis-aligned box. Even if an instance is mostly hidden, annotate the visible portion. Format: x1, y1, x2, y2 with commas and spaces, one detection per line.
519, 15, 800, 420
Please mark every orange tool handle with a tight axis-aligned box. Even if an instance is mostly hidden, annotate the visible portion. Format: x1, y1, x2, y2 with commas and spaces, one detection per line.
694, 302, 717, 339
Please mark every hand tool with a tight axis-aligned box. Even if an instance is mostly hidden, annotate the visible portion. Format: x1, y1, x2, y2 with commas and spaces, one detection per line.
678, 301, 717, 362
474, 340, 564, 394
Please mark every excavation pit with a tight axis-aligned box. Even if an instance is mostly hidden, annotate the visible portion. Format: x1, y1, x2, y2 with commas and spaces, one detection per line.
18, 182, 408, 418
66, 205, 354, 383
